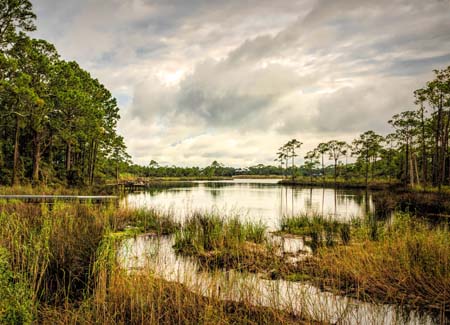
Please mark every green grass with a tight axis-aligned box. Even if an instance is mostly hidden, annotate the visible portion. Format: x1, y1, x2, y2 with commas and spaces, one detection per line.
173, 213, 281, 271
174, 213, 267, 254
279, 214, 357, 251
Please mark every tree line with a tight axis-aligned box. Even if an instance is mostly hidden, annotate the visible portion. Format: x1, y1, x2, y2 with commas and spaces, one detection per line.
126, 160, 292, 178
275, 66, 450, 188
0, 0, 129, 186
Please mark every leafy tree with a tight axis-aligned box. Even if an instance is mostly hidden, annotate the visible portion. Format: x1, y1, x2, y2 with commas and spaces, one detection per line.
304, 150, 319, 182
277, 145, 290, 178
326, 140, 347, 182
0, 0, 35, 47
388, 111, 420, 186
315, 142, 328, 181
352, 131, 383, 185
416, 67, 450, 188
286, 139, 302, 179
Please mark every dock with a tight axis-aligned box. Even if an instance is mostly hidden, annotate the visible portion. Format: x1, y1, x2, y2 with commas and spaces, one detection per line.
0, 195, 118, 204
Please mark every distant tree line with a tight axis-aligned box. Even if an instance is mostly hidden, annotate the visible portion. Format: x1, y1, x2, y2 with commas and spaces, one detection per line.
275, 66, 450, 188
126, 160, 280, 178
0, 0, 129, 186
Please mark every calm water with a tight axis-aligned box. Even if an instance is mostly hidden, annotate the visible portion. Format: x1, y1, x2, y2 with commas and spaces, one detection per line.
118, 234, 436, 325
123, 178, 374, 230
120, 179, 440, 324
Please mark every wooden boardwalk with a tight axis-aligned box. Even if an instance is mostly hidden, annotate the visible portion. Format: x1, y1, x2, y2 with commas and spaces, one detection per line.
0, 195, 118, 203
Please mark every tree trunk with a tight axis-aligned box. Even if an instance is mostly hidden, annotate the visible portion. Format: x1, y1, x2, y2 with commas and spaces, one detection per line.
66, 142, 71, 172
285, 158, 288, 179
433, 94, 443, 188
322, 154, 325, 182
32, 131, 41, 183
420, 104, 427, 184
334, 159, 337, 183
90, 140, 98, 185
116, 163, 119, 185
414, 154, 420, 186
11, 115, 20, 186
88, 139, 94, 184
442, 110, 450, 185
371, 156, 375, 180
409, 148, 414, 186
405, 140, 410, 186
291, 153, 295, 180
365, 151, 369, 186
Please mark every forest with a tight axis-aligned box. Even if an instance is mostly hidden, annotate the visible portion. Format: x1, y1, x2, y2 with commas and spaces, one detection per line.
0, 0, 129, 187
275, 67, 450, 189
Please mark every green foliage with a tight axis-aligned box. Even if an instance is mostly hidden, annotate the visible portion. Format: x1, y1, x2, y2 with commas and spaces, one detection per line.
0, 247, 34, 324
0, 2, 128, 186
0, 0, 36, 47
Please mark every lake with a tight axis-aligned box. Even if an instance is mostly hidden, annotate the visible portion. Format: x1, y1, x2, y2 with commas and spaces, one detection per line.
123, 178, 375, 230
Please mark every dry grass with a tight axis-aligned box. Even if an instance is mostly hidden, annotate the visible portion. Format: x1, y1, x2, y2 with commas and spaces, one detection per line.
288, 214, 450, 317
0, 202, 315, 324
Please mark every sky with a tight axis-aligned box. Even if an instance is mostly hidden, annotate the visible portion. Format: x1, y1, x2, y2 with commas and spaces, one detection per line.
31, 0, 450, 167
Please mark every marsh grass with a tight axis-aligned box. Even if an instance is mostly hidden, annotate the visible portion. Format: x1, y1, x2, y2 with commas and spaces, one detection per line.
0, 202, 312, 324
172, 213, 287, 272
279, 214, 356, 251
174, 213, 267, 253
119, 208, 180, 235
0, 247, 34, 324
285, 213, 450, 317
40, 224, 309, 324
0, 202, 179, 320
0, 198, 448, 323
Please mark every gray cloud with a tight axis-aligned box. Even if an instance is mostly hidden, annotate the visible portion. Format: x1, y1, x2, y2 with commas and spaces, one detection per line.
31, 0, 450, 166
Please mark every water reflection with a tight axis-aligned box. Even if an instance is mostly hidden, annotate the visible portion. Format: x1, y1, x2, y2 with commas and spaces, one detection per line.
118, 234, 437, 325
123, 179, 375, 230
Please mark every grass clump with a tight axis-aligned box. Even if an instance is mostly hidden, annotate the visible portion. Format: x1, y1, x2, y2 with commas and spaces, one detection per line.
173, 213, 280, 272
121, 208, 180, 235
280, 214, 353, 251
174, 213, 266, 253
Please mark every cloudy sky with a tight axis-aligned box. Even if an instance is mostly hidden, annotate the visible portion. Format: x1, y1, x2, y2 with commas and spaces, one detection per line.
31, 0, 450, 167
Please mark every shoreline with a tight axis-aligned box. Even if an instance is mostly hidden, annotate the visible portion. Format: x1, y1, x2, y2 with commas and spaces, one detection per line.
277, 178, 401, 190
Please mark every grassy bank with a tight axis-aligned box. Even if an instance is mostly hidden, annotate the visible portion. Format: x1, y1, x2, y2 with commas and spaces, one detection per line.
173, 211, 449, 318
278, 177, 401, 190
232, 175, 282, 179
372, 190, 450, 219
119, 176, 233, 183
280, 214, 449, 317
